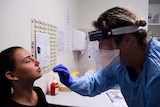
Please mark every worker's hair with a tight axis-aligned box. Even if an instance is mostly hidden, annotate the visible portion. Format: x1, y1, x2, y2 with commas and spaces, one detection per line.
92, 6, 147, 47
0, 46, 22, 106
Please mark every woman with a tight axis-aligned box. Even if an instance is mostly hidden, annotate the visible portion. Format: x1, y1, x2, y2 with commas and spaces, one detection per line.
53, 6, 160, 107
0, 46, 55, 107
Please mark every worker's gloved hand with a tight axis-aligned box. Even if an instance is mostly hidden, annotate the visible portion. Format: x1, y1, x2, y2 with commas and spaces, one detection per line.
53, 64, 73, 87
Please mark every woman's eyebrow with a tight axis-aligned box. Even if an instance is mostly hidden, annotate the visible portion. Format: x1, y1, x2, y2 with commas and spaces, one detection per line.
22, 55, 31, 62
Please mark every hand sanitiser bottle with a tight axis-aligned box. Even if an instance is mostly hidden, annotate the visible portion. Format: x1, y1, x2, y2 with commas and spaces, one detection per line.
50, 76, 59, 95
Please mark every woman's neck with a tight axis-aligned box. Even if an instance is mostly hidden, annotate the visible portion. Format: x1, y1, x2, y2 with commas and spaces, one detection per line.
132, 46, 146, 75
11, 86, 38, 106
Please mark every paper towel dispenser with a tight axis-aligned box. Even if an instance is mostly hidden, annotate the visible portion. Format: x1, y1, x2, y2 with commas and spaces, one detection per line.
72, 29, 86, 51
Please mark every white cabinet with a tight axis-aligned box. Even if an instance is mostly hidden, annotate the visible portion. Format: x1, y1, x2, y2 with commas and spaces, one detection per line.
148, 0, 160, 36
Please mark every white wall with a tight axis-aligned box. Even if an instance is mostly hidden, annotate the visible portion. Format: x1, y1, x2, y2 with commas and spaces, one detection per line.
76, 0, 149, 29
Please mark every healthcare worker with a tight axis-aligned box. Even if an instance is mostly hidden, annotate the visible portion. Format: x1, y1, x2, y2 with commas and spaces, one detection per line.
53, 6, 160, 107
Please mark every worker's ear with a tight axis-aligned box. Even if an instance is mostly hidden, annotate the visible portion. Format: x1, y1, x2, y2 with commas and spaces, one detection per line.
124, 34, 133, 45
5, 71, 18, 80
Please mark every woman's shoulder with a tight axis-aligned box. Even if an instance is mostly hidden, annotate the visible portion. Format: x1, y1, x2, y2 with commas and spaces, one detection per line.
33, 86, 43, 92
33, 86, 45, 96
4, 99, 20, 107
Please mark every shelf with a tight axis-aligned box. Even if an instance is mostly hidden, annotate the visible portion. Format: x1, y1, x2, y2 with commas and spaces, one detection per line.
148, 23, 160, 26
149, 0, 160, 4
148, 0, 160, 36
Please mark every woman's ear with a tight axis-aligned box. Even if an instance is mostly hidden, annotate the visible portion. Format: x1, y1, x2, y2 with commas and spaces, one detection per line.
5, 71, 18, 80
124, 34, 133, 45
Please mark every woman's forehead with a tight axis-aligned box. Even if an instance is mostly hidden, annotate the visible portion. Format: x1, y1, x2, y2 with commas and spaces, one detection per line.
99, 39, 117, 49
99, 39, 114, 45
14, 49, 30, 60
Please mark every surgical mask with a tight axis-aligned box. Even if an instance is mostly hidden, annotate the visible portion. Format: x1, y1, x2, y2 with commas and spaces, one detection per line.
93, 48, 120, 70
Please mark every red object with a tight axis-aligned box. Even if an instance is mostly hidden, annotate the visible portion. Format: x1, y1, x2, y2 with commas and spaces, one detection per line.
50, 77, 59, 95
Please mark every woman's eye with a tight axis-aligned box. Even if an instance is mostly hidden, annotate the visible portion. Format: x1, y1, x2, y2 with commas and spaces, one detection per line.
24, 58, 31, 63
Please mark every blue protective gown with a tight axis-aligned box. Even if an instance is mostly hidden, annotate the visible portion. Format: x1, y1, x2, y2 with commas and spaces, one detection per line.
69, 37, 160, 107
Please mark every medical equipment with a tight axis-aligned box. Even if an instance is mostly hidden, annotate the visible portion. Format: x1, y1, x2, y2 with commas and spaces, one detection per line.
96, 49, 120, 69
88, 26, 141, 41
88, 25, 142, 69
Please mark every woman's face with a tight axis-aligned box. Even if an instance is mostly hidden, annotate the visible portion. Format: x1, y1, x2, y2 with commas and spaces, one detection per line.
99, 38, 118, 50
98, 37, 129, 65
12, 48, 42, 81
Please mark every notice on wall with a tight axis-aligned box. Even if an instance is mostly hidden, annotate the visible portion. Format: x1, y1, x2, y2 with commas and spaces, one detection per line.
36, 32, 50, 68
57, 30, 70, 54
65, 9, 71, 29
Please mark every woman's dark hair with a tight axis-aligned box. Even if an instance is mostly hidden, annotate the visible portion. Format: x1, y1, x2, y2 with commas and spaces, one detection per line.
0, 46, 22, 106
92, 6, 147, 48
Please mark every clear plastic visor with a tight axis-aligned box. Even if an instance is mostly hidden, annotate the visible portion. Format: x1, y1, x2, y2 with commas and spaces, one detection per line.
88, 40, 120, 70
88, 25, 144, 70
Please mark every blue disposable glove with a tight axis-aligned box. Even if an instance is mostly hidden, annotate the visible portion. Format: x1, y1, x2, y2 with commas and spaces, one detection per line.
53, 64, 73, 87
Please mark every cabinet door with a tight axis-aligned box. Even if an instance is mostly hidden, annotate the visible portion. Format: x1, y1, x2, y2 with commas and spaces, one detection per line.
148, 0, 160, 37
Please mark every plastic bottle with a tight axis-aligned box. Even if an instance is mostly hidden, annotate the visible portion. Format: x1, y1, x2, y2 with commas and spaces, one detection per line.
148, 13, 152, 23
50, 76, 59, 95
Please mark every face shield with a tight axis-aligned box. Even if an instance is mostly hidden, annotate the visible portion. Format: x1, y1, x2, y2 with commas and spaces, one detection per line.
88, 26, 142, 70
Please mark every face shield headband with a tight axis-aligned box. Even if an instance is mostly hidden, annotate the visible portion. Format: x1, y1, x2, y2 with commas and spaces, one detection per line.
88, 26, 142, 41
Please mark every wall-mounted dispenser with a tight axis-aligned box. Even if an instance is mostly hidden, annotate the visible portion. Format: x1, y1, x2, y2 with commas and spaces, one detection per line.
72, 29, 86, 51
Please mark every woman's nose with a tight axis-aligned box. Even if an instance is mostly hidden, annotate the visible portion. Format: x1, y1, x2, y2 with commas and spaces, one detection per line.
33, 57, 40, 65
36, 59, 40, 65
